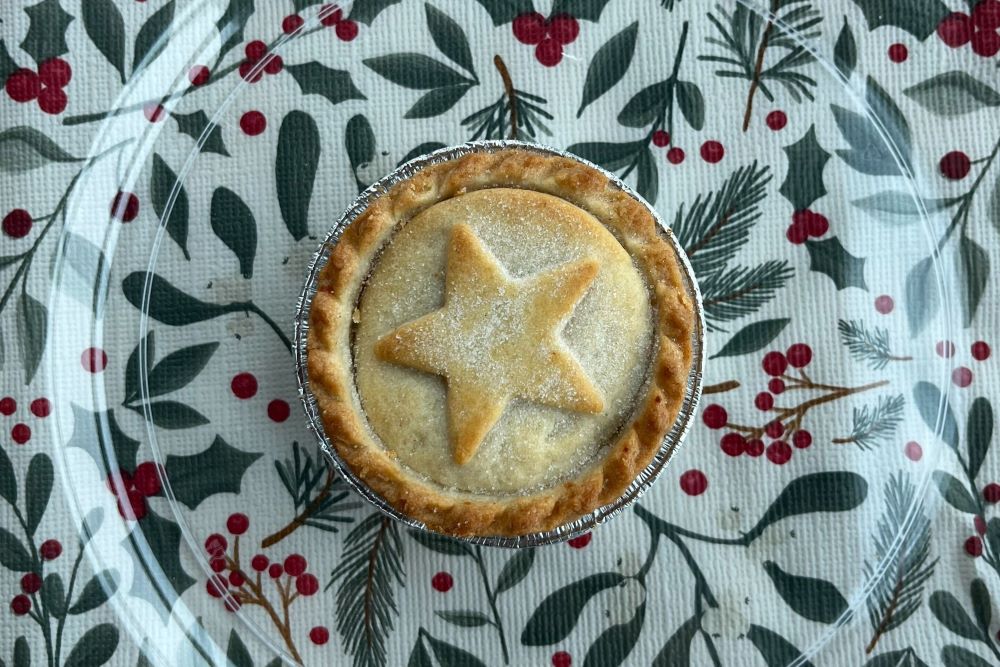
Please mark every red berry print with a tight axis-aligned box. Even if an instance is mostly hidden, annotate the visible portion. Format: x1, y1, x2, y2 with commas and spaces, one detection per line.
283, 14, 304, 34
239, 61, 263, 83
310, 626, 330, 645
936, 340, 956, 358
210, 557, 226, 573
30, 398, 51, 418
11, 424, 30, 445
785, 221, 808, 244
227, 512, 249, 535
952, 366, 973, 387
875, 295, 894, 314
766, 441, 792, 465
336, 20, 359, 41
888, 43, 908, 62
567, 532, 592, 548
189, 65, 210, 86
117, 488, 147, 521
206, 575, 226, 598
702, 404, 728, 429
904, 441, 923, 462
320, 4, 343, 26
205, 533, 228, 557
762, 351, 788, 376
552, 652, 572, 667
984, 483, 1000, 503
245, 40, 267, 61
940, 151, 971, 180
5, 69, 41, 102
37, 86, 68, 115
974, 0, 1000, 29
0, 397, 15, 415
786, 343, 812, 368
938, 12, 973, 47
229, 570, 245, 587
680, 469, 708, 496
231, 372, 258, 399
754, 392, 774, 411
666, 147, 685, 164
972, 28, 1000, 57
267, 399, 290, 422
263, 55, 283, 74
652, 130, 670, 147
251, 554, 269, 571
768, 378, 785, 395
296, 573, 320, 596
21, 572, 42, 594
143, 103, 166, 122
766, 110, 787, 130
240, 110, 266, 136
745, 438, 765, 457
792, 430, 812, 449
432, 571, 454, 592
972, 341, 991, 360
111, 192, 140, 222
966, 536, 983, 557
765, 420, 785, 439
804, 212, 828, 237
720, 433, 745, 457
133, 462, 162, 496
3, 209, 33, 238
268, 564, 283, 578
11, 595, 31, 615
39, 58, 72, 87
549, 15, 580, 45
81, 348, 108, 373
106, 469, 133, 493
40, 539, 62, 560
700, 140, 724, 163
284, 554, 307, 576
513, 12, 547, 44
224, 595, 241, 612
535, 38, 563, 66
975, 515, 987, 535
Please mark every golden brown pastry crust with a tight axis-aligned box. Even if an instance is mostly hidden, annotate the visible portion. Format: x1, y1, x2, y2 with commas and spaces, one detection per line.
307, 147, 695, 537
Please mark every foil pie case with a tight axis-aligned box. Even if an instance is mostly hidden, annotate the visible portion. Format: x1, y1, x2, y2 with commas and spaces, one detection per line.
294, 140, 705, 548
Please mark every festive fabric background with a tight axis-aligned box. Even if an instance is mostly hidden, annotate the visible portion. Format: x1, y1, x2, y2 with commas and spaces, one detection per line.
2, 0, 1000, 665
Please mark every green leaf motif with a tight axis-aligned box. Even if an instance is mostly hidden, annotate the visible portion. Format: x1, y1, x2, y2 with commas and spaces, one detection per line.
930, 591, 984, 641
990, 175, 1000, 237
970, 579, 991, 636
405, 84, 473, 119
583, 602, 645, 667
0, 126, 81, 173
133, 0, 175, 73
365, 53, 470, 89
345, 113, 375, 191
864, 649, 929, 667
122, 272, 229, 325
14, 636, 30, 667
832, 78, 911, 176
0, 446, 16, 506
472, 0, 534, 25
64, 624, 119, 667
435, 610, 491, 627
967, 397, 993, 481
82, 0, 126, 83
129, 341, 218, 404
652, 615, 699, 666
834, 19, 856, 79
173, 110, 229, 156
712, 318, 789, 358
128, 508, 194, 605
941, 645, 993, 667
216, 0, 255, 59
131, 401, 210, 430
409, 529, 470, 556
67, 406, 140, 472
226, 630, 253, 667
286, 62, 366, 105
851, 191, 950, 220
0, 39, 19, 84
68, 569, 118, 615
932, 471, 978, 514
125, 333, 153, 413
912, 382, 959, 451
276, 111, 320, 241
425, 3, 476, 77
423, 633, 487, 667
763, 561, 848, 624
349, 0, 403, 25
617, 81, 669, 128
552, 0, 612, 21
408, 636, 433, 667
20, 0, 74, 65
805, 237, 867, 291
577, 22, 638, 117
904, 256, 939, 337
521, 572, 625, 645
904, 71, 1000, 116
25, 454, 52, 537
746, 625, 814, 667
960, 235, 989, 328
746, 472, 867, 543
17, 292, 47, 384
634, 147, 658, 205
780, 125, 829, 211
42, 572, 66, 618
567, 140, 645, 172
850, 0, 950, 40
0, 526, 34, 571
676, 81, 705, 131
151, 154, 190, 260
61, 232, 109, 316
164, 436, 261, 509
210, 188, 257, 279
495, 548, 535, 595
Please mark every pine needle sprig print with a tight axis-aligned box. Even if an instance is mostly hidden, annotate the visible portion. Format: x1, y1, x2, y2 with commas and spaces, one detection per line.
328, 514, 406, 667
461, 88, 552, 140
834, 394, 905, 450
863, 472, 937, 653
838, 319, 913, 370
699, 260, 794, 329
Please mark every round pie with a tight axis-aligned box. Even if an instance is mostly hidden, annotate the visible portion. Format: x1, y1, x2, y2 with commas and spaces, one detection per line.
306, 145, 697, 538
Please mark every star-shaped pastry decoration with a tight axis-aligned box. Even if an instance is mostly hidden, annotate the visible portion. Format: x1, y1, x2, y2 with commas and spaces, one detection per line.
374, 223, 605, 465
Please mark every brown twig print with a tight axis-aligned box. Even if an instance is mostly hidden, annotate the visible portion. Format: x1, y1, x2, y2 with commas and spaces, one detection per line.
493, 55, 518, 140
261, 470, 336, 548
742, 0, 781, 132
703, 380, 741, 394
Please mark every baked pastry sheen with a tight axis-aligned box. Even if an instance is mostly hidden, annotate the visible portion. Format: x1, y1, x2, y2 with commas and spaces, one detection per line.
307, 147, 695, 537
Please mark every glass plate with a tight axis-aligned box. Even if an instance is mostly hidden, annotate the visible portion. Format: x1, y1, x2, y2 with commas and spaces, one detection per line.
41, 0, 960, 664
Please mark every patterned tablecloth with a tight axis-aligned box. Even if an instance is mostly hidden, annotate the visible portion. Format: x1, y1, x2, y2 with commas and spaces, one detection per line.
3, 0, 1000, 665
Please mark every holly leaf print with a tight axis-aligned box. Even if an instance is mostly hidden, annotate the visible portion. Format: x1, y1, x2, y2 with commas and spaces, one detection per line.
67, 406, 140, 472
805, 237, 867, 291
0, 127, 81, 173
286, 62, 366, 105
82, 0, 127, 83
150, 154, 190, 259
210, 188, 257, 279
746, 625, 815, 667
904, 72, 1000, 117
277, 110, 321, 240
127, 508, 195, 606
164, 436, 261, 509
850, 0, 949, 40
0, 40, 18, 84
20, 0, 74, 65
763, 561, 849, 624
551, 0, 612, 22
133, 0, 175, 73
216, 0, 255, 60
172, 110, 230, 156
473, 0, 535, 25
780, 125, 829, 212
577, 22, 638, 117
